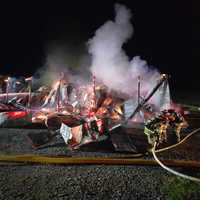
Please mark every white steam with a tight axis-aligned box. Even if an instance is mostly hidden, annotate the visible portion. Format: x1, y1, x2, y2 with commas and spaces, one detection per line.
88, 3, 160, 98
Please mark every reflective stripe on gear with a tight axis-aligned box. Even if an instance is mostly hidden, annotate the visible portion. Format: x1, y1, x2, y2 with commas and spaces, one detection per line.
144, 127, 155, 136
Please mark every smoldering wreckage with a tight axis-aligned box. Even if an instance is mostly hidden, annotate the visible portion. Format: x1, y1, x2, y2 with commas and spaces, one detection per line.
0, 4, 200, 182
0, 73, 190, 149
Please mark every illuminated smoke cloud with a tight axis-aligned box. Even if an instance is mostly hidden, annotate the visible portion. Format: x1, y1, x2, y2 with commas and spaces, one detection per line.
34, 3, 169, 111
34, 45, 91, 87
88, 3, 160, 99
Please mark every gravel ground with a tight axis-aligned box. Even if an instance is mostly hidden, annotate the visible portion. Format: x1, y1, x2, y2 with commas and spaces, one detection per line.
0, 164, 172, 200
0, 128, 199, 200
0, 127, 199, 160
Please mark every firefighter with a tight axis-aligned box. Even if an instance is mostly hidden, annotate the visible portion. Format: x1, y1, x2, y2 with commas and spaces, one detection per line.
144, 115, 168, 147
145, 109, 188, 148
158, 120, 168, 144
164, 109, 188, 142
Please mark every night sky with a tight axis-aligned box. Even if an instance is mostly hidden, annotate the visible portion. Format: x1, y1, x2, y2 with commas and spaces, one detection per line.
0, 1, 197, 92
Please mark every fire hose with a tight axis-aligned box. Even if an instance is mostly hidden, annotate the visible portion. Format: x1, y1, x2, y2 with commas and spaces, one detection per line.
155, 127, 200, 153
0, 155, 199, 168
151, 142, 200, 182
149, 127, 200, 182
108, 126, 200, 158
0, 128, 199, 175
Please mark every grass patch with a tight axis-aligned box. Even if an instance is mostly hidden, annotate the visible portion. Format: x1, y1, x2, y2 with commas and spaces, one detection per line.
161, 177, 200, 200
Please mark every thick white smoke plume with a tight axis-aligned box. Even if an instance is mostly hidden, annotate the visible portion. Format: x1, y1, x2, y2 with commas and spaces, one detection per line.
88, 4, 160, 99
33, 3, 170, 112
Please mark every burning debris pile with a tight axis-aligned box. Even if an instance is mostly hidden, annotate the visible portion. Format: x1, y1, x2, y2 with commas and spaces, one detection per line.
0, 72, 176, 149
0, 4, 189, 151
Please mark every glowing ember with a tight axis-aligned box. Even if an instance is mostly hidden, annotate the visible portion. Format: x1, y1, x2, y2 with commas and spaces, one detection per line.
8, 111, 28, 119
32, 113, 47, 123
88, 111, 95, 118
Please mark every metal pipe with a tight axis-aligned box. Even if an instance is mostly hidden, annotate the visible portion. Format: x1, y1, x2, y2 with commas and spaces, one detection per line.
0, 92, 32, 98
127, 74, 169, 121
92, 74, 96, 109
27, 78, 32, 108
5, 78, 9, 103
56, 80, 61, 112
137, 76, 140, 106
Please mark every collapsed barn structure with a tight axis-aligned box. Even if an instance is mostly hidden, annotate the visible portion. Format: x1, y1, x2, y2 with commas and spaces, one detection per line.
0, 73, 188, 151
